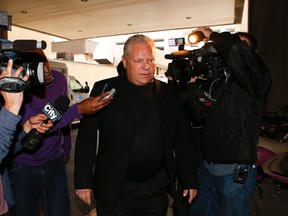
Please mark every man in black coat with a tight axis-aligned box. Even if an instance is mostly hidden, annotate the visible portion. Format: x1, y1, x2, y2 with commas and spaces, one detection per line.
74, 34, 198, 215
187, 27, 272, 216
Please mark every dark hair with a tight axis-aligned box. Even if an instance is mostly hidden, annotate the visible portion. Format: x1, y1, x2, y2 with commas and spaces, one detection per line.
235, 32, 257, 50
116, 61, 126, 76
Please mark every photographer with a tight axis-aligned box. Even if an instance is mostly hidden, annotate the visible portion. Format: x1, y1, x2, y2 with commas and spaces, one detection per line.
181, 27, 272, 216
0, 59, 53, 215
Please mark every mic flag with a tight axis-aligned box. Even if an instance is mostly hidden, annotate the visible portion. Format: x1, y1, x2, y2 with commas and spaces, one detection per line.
42, 95, 70, 123
21, 95, 70, 151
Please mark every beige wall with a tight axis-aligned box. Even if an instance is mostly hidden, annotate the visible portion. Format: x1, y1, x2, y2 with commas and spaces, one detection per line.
8, 27, 118, 88
49, 60, 118, 90
8, 26, 54, 59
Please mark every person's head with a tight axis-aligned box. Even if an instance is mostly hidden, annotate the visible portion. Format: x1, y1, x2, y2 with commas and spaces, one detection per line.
24, 49, 53, 86
235, 32, 257, 50
122, 34, 156, 86
36, 49, 53, 86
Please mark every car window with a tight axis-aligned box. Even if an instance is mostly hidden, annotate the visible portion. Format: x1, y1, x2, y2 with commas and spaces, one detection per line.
69, 77, 83, 91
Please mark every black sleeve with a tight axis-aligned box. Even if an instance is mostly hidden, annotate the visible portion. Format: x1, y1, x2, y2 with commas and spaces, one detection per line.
74, 81, 104, 189
167, 80, 207, 126
173, 97, 199, 189
211, 32, 272, 99
74, 113, 98, 189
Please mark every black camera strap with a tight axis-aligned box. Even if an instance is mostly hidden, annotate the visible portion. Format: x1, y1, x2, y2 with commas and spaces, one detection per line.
0, 77, 30, 92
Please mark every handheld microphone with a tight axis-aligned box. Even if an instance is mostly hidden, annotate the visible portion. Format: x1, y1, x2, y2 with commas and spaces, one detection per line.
164, 50, 191, 59
22, 95, 70, 151
13, 40, 47, 51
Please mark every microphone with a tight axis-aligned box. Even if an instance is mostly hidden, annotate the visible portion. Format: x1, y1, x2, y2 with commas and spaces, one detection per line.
21, 95, 70, 151
164, 50, 191, 59
13, 40, 47, 51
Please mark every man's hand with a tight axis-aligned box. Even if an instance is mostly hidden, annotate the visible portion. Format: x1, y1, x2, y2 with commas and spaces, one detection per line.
76, 189, 93, 205
77, 92, 113, 115
192, 27, 213, 40
64, 154, 70, 164
22, 114, 53, 133
0, 59, 29, 115
183, 188, 198, 204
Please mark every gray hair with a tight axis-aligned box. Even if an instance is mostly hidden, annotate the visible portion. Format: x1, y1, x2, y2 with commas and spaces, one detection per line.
123, 34, 156, 58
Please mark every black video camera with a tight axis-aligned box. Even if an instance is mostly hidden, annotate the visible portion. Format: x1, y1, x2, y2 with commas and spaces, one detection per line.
0, 39, 48, 92
165, 42, 226, 88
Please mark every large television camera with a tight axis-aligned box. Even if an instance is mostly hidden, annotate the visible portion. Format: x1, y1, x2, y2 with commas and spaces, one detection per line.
165, 41, 226, 88
0, 39, 48, 92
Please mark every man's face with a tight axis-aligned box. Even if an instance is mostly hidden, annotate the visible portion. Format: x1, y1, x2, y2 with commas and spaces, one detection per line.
122, 43, 156, 86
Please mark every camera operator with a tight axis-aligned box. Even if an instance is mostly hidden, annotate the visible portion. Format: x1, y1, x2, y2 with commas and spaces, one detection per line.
179, 27, 272, 216
0, 59, 53, 215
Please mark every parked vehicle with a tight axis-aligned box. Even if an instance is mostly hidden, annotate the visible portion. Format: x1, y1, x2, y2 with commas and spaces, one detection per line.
49, 60, 90, 124
49, 60, 90, 105
68, 75, 90, 105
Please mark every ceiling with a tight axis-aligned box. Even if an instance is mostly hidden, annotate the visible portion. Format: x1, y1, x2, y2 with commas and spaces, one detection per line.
0, 0, 244, 41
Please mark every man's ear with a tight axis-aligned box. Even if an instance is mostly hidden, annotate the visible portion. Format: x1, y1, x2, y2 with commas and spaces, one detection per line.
122, 56, 127, 68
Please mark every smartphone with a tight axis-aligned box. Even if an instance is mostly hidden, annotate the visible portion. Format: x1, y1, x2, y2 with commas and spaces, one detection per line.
101, 88, 116, 100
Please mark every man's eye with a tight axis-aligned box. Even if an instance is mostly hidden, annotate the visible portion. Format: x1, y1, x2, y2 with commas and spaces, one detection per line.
132, 59, 154, 63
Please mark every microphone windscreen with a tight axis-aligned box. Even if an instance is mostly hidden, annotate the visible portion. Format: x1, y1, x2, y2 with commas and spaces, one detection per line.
54, 95, 70, 114
13, 40, 47, 51
165, 50, 191, 59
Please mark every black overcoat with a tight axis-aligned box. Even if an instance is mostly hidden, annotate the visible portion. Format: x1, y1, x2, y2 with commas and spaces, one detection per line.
74, 76, 197, 212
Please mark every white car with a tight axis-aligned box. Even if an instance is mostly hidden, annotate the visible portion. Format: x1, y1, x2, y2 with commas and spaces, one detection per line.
68, 75, 89, 105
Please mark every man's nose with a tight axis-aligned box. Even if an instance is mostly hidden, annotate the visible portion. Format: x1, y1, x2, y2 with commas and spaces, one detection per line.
143, 60, 150, 69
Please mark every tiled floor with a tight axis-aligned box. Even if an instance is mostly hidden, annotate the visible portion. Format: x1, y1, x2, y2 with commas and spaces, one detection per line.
251, 178, 288, 216
67, 127, 288, 216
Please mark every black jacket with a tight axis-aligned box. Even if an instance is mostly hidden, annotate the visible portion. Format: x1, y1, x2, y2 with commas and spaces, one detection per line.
187, 32, 272, 164
74, 76, 197, 212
